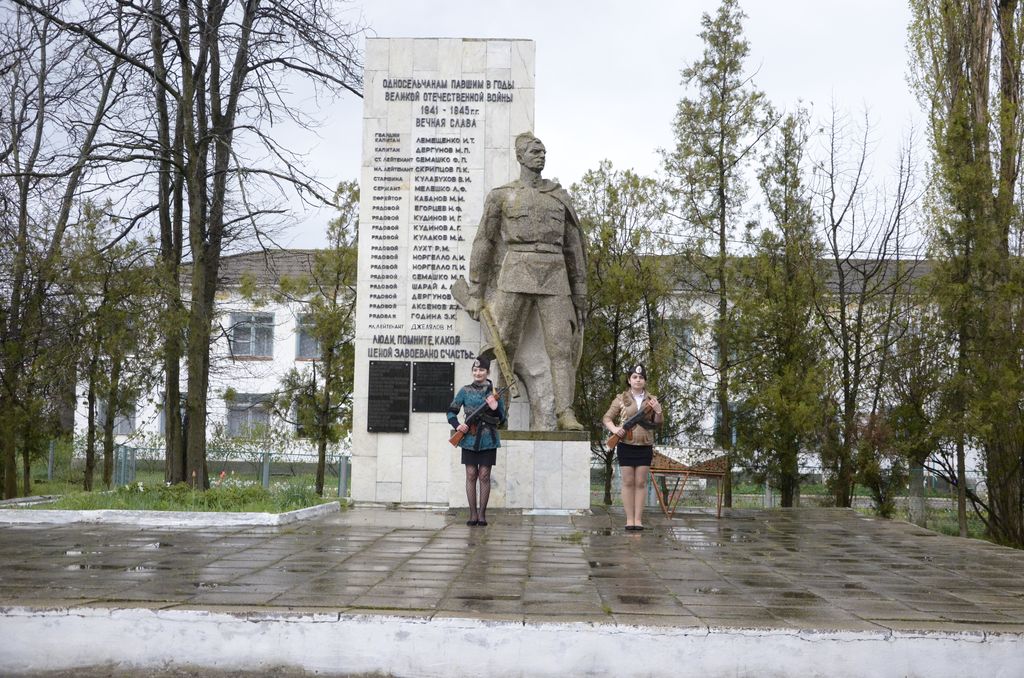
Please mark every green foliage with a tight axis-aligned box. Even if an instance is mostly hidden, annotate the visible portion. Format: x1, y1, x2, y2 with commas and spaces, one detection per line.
53, 204, 163, 491
38, 479, 332, 513
0, 9, 130, 499
273, 180, 358, 495
664, 0, 772, 231
919, 507, 989, 541
908, 0, 1024, 546
731, 111, 826, 507
882, 308, 949, 466
238, 271, 265, 306
571, 161, 694, 503
662, 0, 777, 508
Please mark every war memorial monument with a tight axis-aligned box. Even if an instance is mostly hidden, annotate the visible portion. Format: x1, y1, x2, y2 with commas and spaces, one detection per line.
351, 38, 590, 510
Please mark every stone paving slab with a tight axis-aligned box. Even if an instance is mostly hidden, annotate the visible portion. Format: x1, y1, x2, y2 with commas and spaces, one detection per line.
2, 506, 1024, 632
2, 507, 1024, 676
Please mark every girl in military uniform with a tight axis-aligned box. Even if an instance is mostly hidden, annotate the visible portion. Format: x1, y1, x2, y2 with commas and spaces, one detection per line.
602, 364, 663, 531
448, 356, 506, 526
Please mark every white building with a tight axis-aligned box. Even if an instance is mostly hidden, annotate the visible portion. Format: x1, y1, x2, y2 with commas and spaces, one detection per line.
74, 250, 334, 463
73, 250, 976, 492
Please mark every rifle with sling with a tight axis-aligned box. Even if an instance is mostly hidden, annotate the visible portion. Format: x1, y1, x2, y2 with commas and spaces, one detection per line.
449, 378, 518, 447
606, 402, 655, 451
450, 277, 521, 399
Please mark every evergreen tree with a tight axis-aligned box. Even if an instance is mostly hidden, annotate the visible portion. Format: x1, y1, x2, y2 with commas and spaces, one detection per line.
663, 0, 776, 505
65, 205, 162, 490
274, 181, 358, 496
733, 112, 826, 507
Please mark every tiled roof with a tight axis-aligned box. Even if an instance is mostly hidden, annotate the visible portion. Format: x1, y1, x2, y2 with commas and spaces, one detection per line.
183, 249, 320, 287
665, 255, 934, 294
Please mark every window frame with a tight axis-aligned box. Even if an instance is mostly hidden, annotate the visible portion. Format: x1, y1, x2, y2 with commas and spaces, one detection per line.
225, 393, 272, 438
295, 313, 321, 361
229, 312, 275, 358
96, 400, 136, 436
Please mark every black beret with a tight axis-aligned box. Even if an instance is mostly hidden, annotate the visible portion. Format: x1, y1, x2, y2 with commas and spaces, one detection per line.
628, 363, 647, 379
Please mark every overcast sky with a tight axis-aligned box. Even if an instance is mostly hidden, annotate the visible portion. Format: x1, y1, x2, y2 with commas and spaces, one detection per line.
279, 0, 922, 248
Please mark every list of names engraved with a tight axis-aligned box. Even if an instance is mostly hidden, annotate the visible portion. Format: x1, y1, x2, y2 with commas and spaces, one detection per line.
357, 39, 535, 364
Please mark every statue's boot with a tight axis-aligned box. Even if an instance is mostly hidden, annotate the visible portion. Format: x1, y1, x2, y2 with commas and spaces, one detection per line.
557, 408, 584, 431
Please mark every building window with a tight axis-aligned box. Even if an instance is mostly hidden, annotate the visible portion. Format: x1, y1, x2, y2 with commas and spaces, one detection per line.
97, 400, 136, 436
230, 313, 274, 358
158, 393, 166, 436
115, 408, 135, 436
665, 318, 693, 365
226, 394, 271, 437
293, 402, 312, 438
158, 392, 187, 436
296, 314, 320, 360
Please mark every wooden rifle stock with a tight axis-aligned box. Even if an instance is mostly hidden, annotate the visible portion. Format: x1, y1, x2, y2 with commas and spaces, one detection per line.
606, 402, 655, 452
448, 426, 470, 447
449, 379, 517, 447
605, 430, 624, 451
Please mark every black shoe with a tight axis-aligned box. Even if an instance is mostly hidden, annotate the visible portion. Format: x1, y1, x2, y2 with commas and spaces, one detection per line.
635, 525, 645, 531
467, 519, 479, 526
478, 519, 488, 526
625, 525, 638, 531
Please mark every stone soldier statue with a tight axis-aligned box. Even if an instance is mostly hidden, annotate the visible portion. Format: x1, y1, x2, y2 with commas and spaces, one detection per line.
462, 132, 587, 431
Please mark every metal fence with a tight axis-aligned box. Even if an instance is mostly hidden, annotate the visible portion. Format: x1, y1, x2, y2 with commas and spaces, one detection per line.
33, 443, 351, 499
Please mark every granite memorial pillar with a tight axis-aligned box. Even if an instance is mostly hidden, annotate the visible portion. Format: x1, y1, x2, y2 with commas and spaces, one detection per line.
352, 38, 589, 511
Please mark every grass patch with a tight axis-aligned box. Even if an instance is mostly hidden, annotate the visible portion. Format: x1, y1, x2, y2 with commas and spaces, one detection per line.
558, 531, 585, 544
31, 479, 335, 514
901, 506, 988, 540
26, 468, 347, 501
854, 505, 990, 542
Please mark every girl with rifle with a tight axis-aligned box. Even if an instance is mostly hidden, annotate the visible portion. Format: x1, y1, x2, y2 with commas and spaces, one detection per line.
447, 356, 506, 526
602, 364, 663, 531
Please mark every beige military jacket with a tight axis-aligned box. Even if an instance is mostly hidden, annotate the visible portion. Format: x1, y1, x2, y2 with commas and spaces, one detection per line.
602, 390, 660, 447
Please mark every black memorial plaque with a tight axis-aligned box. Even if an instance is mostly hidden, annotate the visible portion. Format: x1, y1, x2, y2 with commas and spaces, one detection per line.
412, 362, 455, 413
367, 361, 411, 433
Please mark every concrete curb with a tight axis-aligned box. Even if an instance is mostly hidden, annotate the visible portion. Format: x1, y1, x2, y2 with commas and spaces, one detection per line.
0, 500, 340, 527
2, 606, 1023, 677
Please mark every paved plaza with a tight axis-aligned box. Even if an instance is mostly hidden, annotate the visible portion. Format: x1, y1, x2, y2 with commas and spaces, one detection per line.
2, 506, 1024, 676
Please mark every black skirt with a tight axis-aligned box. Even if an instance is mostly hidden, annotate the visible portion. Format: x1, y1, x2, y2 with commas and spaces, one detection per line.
462, 447, 497, 466
616, 442, 653, 468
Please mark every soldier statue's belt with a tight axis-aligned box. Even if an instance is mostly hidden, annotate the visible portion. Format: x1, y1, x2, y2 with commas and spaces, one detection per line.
506, 243, 562, 254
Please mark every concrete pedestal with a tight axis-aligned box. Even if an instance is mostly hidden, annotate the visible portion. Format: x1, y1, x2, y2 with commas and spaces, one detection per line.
448, 431, 590, 511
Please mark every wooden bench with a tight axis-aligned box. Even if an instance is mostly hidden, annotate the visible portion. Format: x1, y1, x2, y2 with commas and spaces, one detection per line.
649, 452, 728, 518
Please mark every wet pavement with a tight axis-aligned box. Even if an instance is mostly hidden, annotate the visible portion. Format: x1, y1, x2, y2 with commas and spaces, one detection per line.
3, 506, 1024, 635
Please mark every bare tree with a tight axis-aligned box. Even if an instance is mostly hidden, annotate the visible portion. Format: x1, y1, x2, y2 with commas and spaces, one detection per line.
0, 5, 128, 497
11, 0, 364, 488
809, 107, 922, 508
